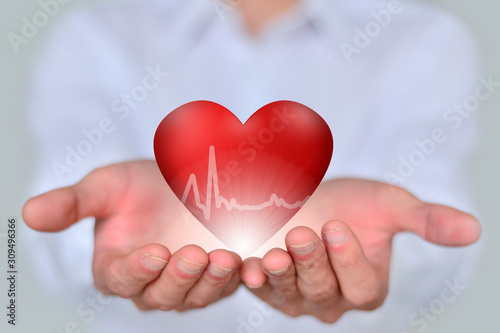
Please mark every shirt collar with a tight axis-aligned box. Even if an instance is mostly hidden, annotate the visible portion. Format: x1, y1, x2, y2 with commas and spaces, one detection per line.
154, 0, 344, 55
209, 0, 341, 41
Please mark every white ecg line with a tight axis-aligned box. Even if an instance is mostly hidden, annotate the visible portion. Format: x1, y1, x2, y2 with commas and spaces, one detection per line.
181, 146, 310, 220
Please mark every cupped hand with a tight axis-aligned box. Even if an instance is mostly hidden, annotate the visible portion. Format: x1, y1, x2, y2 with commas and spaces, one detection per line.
22, 161, 242, 311
240, 179, 481, 323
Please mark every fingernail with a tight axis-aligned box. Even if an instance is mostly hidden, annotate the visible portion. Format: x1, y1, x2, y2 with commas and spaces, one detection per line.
177, 256, 204, 275
142, 254, 168, 271
208, 262, 233, 278
245, 282, 263, 289
288, 240, 317, 255
267, 265, 289, 277
324, 228, 348, 246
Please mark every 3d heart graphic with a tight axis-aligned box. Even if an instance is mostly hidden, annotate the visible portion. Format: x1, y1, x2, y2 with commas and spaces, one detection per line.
154, 100, 333, 255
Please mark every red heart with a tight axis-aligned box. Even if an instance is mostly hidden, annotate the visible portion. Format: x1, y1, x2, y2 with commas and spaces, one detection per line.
154, 101, 333, 255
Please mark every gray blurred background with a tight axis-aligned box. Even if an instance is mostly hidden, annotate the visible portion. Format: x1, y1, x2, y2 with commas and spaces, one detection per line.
0, 0, 498, 332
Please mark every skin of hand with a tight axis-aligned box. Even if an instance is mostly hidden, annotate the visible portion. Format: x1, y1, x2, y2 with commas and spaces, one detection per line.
23, 161, 481, 319
23, 160, 243, 311
240, 179, 481, 323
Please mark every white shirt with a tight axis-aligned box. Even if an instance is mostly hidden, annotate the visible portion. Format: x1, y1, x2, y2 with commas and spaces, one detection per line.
24, 0, 483, 332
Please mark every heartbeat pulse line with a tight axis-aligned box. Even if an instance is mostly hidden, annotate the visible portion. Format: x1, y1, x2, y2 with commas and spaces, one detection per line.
181, 145, 309, 221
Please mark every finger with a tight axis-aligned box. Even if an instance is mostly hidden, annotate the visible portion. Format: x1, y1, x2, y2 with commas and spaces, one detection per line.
220, 255, 243, 298
22, 165, 127, 231
93, 243, 170, 298
183, 250, 242, 308
322, 221, 385, 310
241, 257, 287, 309
391, 189, 482, 246
261, 248, 304, 311
322, 179, 481, 247
285, 226, 339, 306
261, 248, 297, 295
261, 248, 295, 284
140, 245, 208, 311
240, 257, 279, 304
241, 257, 267, 289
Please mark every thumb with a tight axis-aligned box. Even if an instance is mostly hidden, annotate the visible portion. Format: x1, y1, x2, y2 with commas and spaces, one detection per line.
401, 203, 481, 246
22, 167, 122, 232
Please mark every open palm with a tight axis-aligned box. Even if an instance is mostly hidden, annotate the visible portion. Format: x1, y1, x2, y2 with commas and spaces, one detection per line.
23, 161, 241, 311
241, 179, 481, 322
